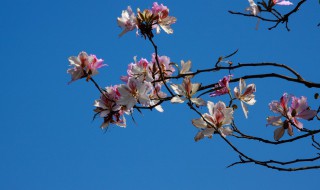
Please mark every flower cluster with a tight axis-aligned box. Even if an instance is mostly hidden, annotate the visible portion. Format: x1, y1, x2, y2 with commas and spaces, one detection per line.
267, 93, 317, 141
94, 54, 175, 128
67, 2, 318, 146
191, 77, 256, 141
210, 77, 256, 119
117, 2, 176, 38
67, 51, 106, 84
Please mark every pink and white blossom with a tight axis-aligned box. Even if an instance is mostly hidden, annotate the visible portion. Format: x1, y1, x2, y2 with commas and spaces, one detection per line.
121, 56, 153, 82
117, 6, 138, 37
234, 78, 256, 118
150, 2, 176, 34
93, 86, 126, 128
267, 93, 317, 141
289, 96, 317, 129
67, 52, 87, 84
170, 77, 205, 107
117, 77, 152, 111
121, 3, 176, 37
154, 15, 177, 34
273, 0, 293, 6
151, 53, 175, 79
151, 2, 169, 19
87, 54, 106, 76
192, 101, 234, 141
67, 52, 106, 84
209, 75, 232, 97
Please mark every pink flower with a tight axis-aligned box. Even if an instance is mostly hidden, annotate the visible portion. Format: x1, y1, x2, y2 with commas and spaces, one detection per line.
150, 2, 176, 34
117, 77, 152, 111
151, 53, 175, 78
121, 56, 153, 83
154, 15, 177, 34
234, 78, 256, 118
117, 6, 138, 37
67, 52, 87, 84
67, 52, 106, 84
267, 93, 317, 141
289, 96, 317, 129
135, 3, 176, 37
87, 55, 106, 76
192, 101, 233, 141
152, 2, 169, 19
273, 0, 293, 6
94, 86, 126, 128
209, 75, 232, 97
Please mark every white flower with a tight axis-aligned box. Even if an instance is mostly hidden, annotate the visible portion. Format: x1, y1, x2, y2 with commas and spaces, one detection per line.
170, 77, 205, 107
246, 0, 260, 16
117, 6, 137, 37
117, 77, 151, 111
234, 78, 256, 118
192, 101, 234, 141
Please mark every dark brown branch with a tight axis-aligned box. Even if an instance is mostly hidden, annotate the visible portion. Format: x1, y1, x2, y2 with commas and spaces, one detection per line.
229, 0, 308, 31
232, 127, 320, 145
147, 36, 174, 96
165, 62, 306, 81
228, 155, 320, 171
228, 11, 277, 22
312, 135, 320, 150
199, 73, 320, 93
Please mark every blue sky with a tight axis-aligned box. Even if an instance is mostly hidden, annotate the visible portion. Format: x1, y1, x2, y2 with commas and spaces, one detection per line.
0, 0, 319, 189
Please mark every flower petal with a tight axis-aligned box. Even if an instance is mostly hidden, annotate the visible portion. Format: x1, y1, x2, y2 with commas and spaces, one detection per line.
170, 84, 184, 95
274, 127, 285, 141
180, 60, 192, 74
220, 127, 233, 137
194, 131, 204, 142
266, 116, 283, 126
190, 98, 206, 107
171, 96, 186, 103
155, 105, 164, 112
297, 110, 317, 120
241, 101, 249, 119
192, 118, 207, 128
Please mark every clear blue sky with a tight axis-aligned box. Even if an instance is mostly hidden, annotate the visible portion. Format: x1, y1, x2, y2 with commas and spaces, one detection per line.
0, 0, 319, 189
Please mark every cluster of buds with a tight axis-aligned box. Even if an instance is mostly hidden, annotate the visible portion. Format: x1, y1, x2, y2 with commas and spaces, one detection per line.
117, 2, 176, 38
